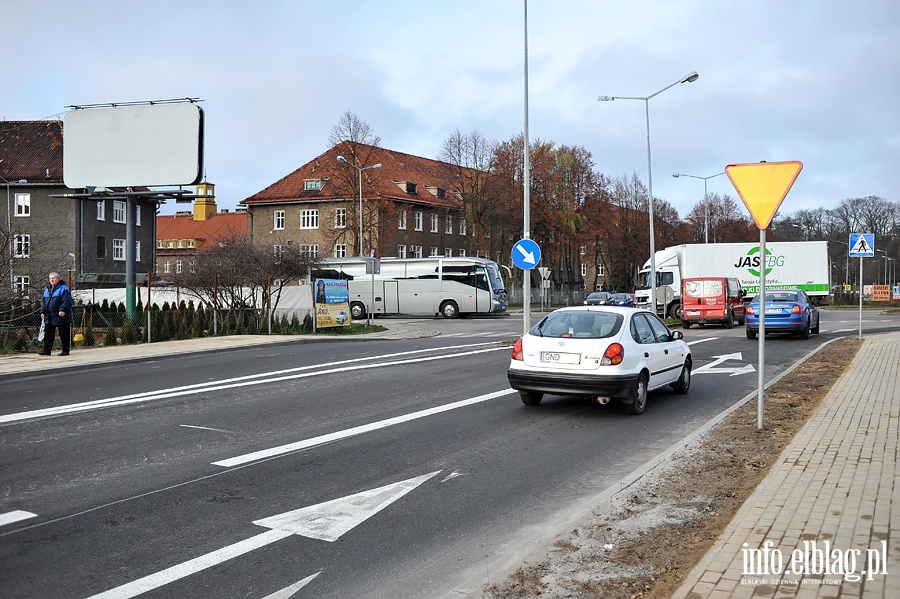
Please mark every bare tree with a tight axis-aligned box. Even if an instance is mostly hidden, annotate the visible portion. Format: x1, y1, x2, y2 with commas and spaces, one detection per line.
171, 233, 319, 313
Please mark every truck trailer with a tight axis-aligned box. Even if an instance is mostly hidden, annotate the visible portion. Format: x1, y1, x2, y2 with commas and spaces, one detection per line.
634, 241, 830, 319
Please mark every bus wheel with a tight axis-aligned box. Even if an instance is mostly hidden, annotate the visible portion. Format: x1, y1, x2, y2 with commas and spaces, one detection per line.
350, 302, 366, 319
440, 301, 460, 319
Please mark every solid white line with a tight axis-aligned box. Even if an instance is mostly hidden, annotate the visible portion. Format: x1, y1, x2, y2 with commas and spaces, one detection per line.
686, 338, 718, 345
0, 510, 37, 527
212, 389, 516, 468
0, 344, 507, 425
180, 425, 235, 433
87, 529, 292, 599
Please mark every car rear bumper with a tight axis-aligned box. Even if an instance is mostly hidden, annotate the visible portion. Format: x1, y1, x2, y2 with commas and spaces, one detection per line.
506, 369, 638, 398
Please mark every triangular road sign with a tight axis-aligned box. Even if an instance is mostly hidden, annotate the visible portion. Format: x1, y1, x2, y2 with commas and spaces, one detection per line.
725, 161, 803, 229
254, 471, 440, 542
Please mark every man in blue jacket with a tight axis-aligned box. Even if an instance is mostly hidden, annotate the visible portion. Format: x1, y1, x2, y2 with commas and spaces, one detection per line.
39, 272, 73, 356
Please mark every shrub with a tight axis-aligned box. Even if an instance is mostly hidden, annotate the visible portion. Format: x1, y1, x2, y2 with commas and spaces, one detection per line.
104, 327, 117, 346
121, 319, 139, 344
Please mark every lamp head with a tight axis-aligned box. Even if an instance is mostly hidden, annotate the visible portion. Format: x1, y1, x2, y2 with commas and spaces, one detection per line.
681, 71, 700, 83
336, 155, 349, 164
597, 95, 615, 102
672, 173, 682, 178
373, 163, 382, 169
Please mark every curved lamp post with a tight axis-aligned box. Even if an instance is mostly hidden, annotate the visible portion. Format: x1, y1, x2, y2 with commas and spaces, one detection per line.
672, 171, 724, 243
336, 155, 381, 257
599, 71, 699, 315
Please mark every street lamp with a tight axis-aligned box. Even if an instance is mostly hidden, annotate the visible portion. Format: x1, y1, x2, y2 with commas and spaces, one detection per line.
336, 155, 382, 257
1, 163, 28, 291
672, 171, 724, 243
599, 71, 699, 315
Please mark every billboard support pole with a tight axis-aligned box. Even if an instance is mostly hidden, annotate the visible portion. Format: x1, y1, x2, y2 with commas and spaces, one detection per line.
126, 194, 137, 320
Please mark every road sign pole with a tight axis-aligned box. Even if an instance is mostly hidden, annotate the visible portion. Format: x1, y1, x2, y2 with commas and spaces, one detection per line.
859, 256, 863, 339
757, 228, 766, 430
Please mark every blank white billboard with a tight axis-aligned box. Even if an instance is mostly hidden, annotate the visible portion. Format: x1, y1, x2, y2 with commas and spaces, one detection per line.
64, 102, 204, 188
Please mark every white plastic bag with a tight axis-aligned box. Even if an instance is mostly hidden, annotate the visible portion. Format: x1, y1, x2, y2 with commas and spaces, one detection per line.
38, 320, 45, 342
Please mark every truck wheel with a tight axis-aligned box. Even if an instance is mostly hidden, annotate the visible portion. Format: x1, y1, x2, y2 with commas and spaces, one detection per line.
681, 320, 691, 329
670, 304, 682, 320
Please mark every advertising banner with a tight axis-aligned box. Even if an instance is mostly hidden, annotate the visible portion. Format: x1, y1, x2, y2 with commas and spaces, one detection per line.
315, 278, 351, 329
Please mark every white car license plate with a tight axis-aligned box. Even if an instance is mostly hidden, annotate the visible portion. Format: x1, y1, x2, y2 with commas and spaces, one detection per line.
540, 351, 580, 364
765, 308, 782, 314
685, 310, 700, 316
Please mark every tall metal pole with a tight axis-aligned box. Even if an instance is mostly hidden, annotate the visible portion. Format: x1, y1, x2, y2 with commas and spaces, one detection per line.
522, 0, 532, 333
703, 178, 709, 243
757, 228, 766, 429
358, 169, 364, 257
126, 196, 137, 320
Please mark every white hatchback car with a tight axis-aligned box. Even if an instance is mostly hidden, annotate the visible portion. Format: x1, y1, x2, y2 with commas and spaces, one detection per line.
507, 306, 691, 415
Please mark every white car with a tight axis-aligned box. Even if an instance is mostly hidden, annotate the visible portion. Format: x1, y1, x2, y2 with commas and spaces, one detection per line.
507, 306, 691, 415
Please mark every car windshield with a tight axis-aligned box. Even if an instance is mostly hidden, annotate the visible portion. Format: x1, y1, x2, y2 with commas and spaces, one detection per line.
613, 293, 629, 300
532, 311, 623, 339
587, 293, 609, 300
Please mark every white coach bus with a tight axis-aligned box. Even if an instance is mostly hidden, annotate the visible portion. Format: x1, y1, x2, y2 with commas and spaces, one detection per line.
312, 257, 508, 319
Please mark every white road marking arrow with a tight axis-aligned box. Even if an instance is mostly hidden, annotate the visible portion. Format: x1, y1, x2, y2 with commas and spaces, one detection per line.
254, 471, 440, 542
693, 352, 756, 377
87, 471, 440, 599
261, 572, 320, 599
515, 244, 536, 265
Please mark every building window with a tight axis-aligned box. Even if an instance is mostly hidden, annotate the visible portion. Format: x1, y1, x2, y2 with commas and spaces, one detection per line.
164, 261, 171, 274
458, 249, 466, 257
459, 220, 466, 236
13, 234, 30, 258
97, 200, 105, 221
414, 211, 423, 231
429, 247, 439, 257
14, 193, 30, 216
411, 245, 422, 258
187, 240, 195, 248
300, 244, 319, 257
300, 209, 319, 229
445, 216, 453, 234
97, 236, 107, 259
581, 264, 587, 277
579, 245, 586, 256
14, 275, 29, 294
444, 248, 452, 257
189, 261, 196, 273
431, 214, 438, 233
597, 263, 605, 276
334, 208, 346, 229
274, 244, 284, 259
176, 260, 183, 274
136, 241, 141, 262
397, 245, 407, 258
113, 239, 125, 260
334, 244, 347, 258
274, 210, 285, 230
398, 210, 407, 230
157, 240, 163, 249
177, 240, 184, 248
113, 200, 126, 223
136, 206, 141, 227
304, 179, 322, 191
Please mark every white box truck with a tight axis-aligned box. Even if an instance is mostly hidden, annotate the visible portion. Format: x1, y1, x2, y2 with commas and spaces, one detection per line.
634, 241, 830, 319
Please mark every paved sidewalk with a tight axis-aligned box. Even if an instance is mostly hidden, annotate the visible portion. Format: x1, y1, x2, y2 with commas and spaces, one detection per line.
0, 321, 439, 382
673, 330, 900, 599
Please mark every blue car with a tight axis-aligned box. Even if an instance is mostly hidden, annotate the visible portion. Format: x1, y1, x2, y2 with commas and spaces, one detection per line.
611, 293, 635, 307
745, 289, 820, 340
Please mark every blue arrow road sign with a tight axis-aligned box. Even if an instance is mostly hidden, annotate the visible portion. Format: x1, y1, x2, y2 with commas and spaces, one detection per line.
849, 233, 875, 257
512, 238, 541, 269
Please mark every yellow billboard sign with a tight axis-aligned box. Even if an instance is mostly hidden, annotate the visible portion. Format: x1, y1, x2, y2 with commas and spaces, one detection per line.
725, 161, 803, 229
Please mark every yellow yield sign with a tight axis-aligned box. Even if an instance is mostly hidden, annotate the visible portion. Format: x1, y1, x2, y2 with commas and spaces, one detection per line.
725, 161, 803, 229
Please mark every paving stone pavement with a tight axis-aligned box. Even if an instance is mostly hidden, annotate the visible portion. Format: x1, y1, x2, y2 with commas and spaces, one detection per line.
673, 331, 900, 599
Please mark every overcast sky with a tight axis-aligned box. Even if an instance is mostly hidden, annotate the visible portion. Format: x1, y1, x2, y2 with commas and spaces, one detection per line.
3, 1, 898, 220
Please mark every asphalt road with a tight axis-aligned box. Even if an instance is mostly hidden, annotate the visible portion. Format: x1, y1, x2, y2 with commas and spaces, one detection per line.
0, 309, 896, 598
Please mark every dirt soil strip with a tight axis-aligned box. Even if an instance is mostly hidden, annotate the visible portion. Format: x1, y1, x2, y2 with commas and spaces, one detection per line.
482, 336, 863, 599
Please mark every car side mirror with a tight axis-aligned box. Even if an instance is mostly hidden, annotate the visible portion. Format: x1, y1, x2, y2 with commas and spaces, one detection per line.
671, 330, 684, 340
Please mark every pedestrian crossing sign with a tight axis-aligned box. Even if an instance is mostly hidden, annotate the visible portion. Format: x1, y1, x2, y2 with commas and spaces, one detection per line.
849, 233, 875, 257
